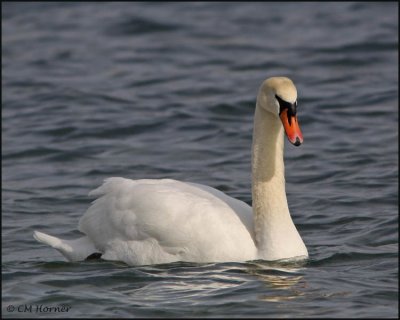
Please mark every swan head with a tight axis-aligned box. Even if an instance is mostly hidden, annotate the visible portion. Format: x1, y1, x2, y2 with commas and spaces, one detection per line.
257, 77, 303, 146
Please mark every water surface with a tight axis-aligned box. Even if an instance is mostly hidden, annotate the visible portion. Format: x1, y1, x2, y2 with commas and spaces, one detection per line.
2, 2, 398, 318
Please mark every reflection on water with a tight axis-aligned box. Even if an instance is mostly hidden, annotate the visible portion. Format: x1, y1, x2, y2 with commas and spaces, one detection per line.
257, 275, 306, 302
246, 261, 307, 302
124, 261, 310, 305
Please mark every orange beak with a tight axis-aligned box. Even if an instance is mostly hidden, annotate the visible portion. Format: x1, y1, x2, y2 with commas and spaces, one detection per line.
279, 111, 303, 146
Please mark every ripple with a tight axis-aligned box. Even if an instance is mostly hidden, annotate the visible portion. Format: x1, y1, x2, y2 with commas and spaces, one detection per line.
107, 16, 183, 36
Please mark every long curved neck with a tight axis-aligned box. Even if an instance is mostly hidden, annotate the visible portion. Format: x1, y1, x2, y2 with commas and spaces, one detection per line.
251, 103, 306, 260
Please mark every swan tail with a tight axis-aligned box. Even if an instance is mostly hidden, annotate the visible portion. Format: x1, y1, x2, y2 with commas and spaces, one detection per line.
33, 230, 100, 262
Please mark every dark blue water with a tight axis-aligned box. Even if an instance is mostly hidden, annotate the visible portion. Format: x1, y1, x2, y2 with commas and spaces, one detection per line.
2, 2, 398, 318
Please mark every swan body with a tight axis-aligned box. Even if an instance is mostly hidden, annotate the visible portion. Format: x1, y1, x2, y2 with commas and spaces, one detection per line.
34, 77, 308, 265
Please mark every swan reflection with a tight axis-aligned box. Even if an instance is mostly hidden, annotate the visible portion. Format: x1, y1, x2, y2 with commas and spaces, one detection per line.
246, 260, 307, 302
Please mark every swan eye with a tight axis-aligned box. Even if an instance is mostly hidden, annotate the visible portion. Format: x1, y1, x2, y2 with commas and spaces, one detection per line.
275, 94, 297, 116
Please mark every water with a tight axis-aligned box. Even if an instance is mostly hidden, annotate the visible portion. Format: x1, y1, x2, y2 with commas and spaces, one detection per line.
2, 2, 398, 318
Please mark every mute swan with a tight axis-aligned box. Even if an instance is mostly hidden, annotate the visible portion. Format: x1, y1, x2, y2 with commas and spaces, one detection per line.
33, 77, 308, 265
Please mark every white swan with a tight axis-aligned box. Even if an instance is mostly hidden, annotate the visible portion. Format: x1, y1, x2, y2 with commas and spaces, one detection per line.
33, 77, 308, 265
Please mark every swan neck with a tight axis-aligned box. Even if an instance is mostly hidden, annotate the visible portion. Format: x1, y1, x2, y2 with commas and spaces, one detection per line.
251, 103, 301, 258
251, 105, 285, 183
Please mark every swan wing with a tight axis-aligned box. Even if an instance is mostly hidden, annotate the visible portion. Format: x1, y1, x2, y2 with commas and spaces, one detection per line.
78, 177, 256, 265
